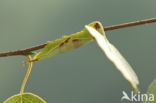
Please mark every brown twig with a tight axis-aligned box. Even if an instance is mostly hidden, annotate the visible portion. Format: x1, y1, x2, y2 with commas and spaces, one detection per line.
0, 18, 156, 57
104, 18, 156, 31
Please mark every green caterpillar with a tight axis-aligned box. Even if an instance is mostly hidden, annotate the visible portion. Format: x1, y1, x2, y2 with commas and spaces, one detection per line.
31, 21, 104, 62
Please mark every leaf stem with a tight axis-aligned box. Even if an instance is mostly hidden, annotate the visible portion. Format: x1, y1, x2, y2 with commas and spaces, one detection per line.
20, 55, 33, 94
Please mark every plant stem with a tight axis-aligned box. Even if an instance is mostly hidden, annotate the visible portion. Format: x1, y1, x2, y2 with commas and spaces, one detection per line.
20, 55, 33, 94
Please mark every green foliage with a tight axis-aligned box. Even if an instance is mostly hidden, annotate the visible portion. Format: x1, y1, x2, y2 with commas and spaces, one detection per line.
4, 93, 46, 103
144, 79, 156, 103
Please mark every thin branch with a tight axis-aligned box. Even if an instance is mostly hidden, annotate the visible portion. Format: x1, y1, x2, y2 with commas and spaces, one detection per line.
0, 43, 47, 57
0, 18, 156, 57
104, 18, 156, 31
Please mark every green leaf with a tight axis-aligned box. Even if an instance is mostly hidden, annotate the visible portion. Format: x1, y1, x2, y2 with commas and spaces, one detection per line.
143, 79, 156, 103
4, 93, 46, 103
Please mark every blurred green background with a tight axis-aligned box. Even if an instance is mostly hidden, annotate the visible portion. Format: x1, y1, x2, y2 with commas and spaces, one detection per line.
0, 0, 156, 103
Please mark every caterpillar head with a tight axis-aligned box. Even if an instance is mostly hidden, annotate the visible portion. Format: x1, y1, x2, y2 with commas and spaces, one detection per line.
87, 21, 105, 35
